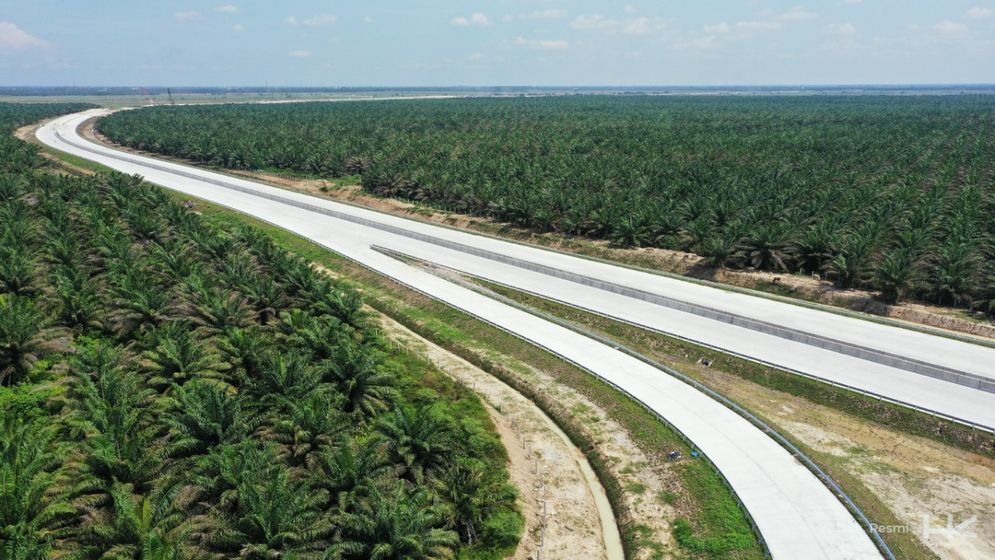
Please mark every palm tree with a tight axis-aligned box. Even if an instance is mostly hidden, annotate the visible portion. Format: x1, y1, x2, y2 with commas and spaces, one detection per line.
735, 223, 796, 272
280, 310, 346, 361
260, 391, 345, 469
183, 283, 256, 334
326, 342, 396, 418
142, 322, 229, 390
49, 265, 104, 332
218, 327, 267, 381
311, 440, 390, 513
377, 405, 454, 484
930, 242, 982, 305
190, 464, 333, 558
0, 418, 75, 558
310, 286, 366, 328
329, 487, 458, 560
249, 351, 323, 403
185, 442, 278, 516
434, 458, 517, 547
0, 247, 41, 297
67, 343, 167, 494
0, 297, 69, 386
873, 249, 918, 304
67, 482, 186, 560
164, 380, 253, 459
108, 268, 176, 336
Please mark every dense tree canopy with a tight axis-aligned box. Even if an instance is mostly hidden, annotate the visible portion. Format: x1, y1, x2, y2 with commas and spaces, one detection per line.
100, 95, 995, 312
0, 103, 520, 559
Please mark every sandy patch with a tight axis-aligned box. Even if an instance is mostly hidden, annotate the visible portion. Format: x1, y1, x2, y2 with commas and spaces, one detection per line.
695, 363, 995, 560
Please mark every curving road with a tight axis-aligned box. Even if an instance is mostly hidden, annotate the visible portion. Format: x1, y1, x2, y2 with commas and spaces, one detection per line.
39, 106, 992, 559
42, 109, 995, 430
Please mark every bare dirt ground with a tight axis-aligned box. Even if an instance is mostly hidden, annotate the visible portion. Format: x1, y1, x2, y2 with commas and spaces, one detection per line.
692, 363, 995, 560
466, 344, 680, 559
377, 314, 625, 560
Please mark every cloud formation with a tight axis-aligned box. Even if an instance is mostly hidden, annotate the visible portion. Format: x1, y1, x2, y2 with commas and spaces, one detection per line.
570, 14, 667, 35
288, 49, 310, 58
932, 20, 968, 34
512, 36, 569, 50
451, 13, 490, 27
215, 5, 238, 13
0, 21, 48, 51
285, 14, 337, 27
967, 7, 993, 19
174, 11, 202, 22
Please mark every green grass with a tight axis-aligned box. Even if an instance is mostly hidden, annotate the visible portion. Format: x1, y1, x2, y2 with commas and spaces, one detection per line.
159, 190, 764, 560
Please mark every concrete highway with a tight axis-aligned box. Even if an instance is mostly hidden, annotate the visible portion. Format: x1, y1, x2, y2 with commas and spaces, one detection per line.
39, 107, 994, 558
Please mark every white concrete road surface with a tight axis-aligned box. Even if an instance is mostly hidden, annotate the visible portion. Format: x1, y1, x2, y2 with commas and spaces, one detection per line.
38, 106, 992, 559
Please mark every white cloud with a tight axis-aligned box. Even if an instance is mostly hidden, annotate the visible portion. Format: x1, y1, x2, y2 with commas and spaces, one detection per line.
571, 14, 666, 35
0, 21, 48, 51
777, 8, 818, 22
503, 10, 567, 22
530, 9, 568, 20
622, 17, 667, 35
232, 23, 245, 32
285, 14, 337, 27
215, 4, 238, 13
967, 7, 993, 19
676, 35, 721, 52
703, 22, 730, 34
467, 52, 484, 61
735, 20, 783, 32
363, 16, 375, 24
624, 5, 639, 15
288, 50, 311, 58
825, 22, 856, 36
932, 20, 968, 33
571, 15, 618, 31
451, 12, 490, 27
174, 11, 202, 22
512, 36, 569, 50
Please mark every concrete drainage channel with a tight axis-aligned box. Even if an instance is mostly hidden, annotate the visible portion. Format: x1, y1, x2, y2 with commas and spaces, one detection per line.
379, 246, 899, 560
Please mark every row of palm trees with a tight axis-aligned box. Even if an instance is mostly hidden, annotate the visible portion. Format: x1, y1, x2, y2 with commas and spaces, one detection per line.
99, 95, 995, 312
1, 126, 520, 559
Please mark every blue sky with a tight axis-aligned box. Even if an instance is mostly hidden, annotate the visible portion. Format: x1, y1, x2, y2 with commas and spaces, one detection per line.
1, 1, 994, 86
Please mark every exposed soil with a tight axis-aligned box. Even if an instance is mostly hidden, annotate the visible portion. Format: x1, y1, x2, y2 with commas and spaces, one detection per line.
693, 365, 995, 560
